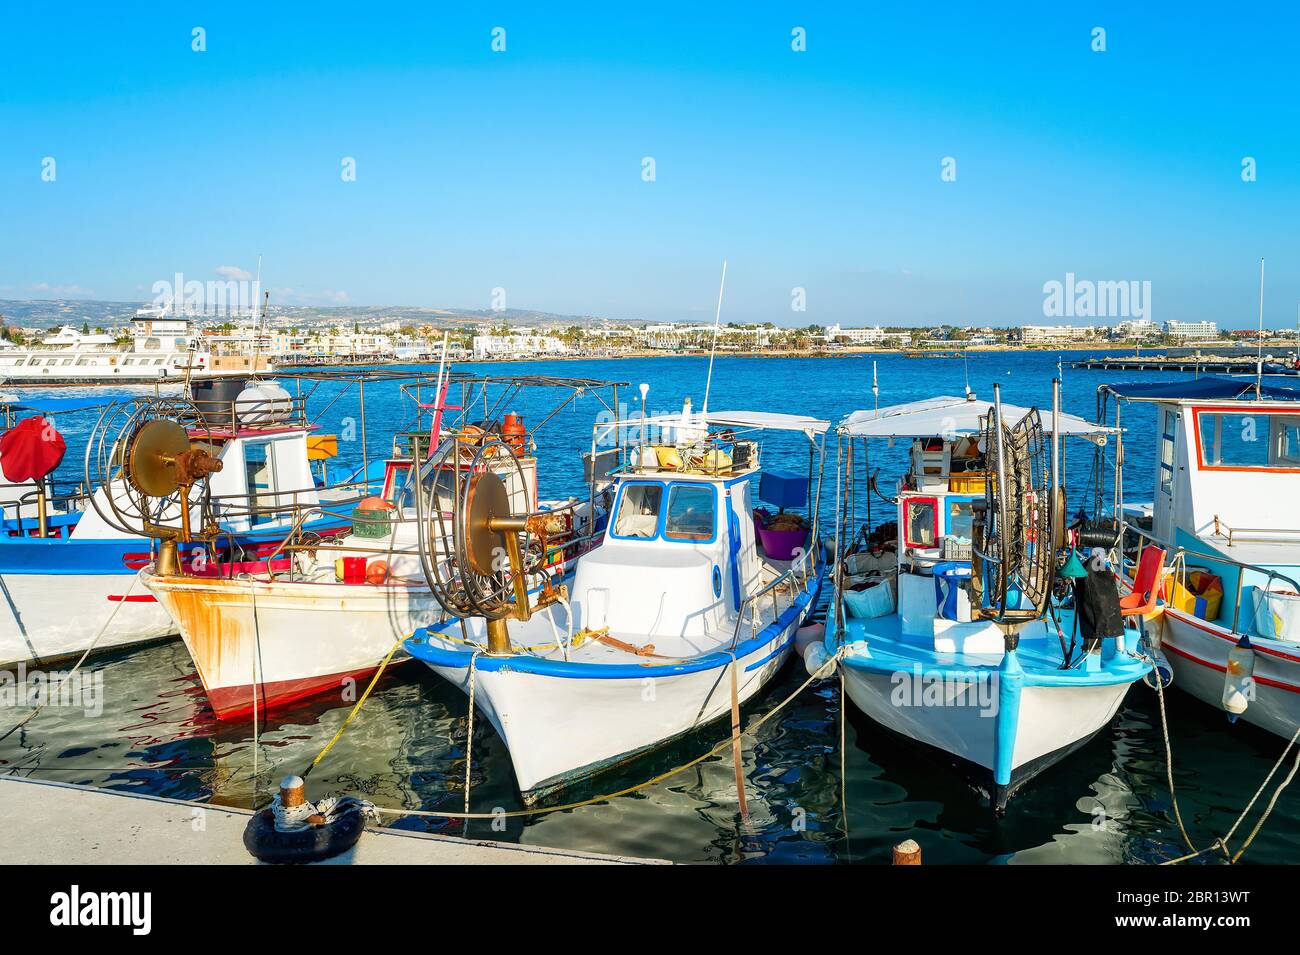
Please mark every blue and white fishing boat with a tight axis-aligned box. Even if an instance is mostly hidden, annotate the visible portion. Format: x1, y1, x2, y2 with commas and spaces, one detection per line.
824, 385, 1151, 811
406, 400, 828, 801
0, 384, 356, 669
1098, 376, 1300, 739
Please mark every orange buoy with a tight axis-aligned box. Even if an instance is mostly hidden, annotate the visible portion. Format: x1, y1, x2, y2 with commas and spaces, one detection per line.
366, 560, 389, 584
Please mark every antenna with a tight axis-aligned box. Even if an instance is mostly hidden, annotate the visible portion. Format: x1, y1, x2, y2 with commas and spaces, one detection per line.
701, 259, 728, 415
1256, 257, 1265, 400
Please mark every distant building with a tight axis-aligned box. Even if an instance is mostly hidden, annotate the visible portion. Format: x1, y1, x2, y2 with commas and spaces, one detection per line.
472, 334, 568, 360
1020, 324, 1093, 344
824, 324, 888, 344
1163, 320, 1218, 340
1113, 319, 1158, 339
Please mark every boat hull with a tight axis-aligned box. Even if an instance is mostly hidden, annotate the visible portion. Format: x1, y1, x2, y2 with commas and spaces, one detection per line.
1160, 608, 1300, 738
410, 575, 820, 800
143, 572, 443, 719
0, 571, 174, 667
839, 660, 1132, 810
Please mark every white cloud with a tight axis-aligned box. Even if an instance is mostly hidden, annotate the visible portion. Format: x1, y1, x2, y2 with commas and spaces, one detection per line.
215, 265, 253, 281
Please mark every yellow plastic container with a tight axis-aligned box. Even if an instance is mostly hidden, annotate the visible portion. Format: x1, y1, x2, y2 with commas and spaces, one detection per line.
1168, 570, 1224, 621
307, 434, 339, 460
654, 445, 683, 470
949, 472, 989, 494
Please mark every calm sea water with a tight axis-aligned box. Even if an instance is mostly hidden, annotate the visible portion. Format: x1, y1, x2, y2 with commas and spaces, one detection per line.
3, 351, 1298, 864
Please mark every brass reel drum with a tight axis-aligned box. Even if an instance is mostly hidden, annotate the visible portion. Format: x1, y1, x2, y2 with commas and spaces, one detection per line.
85, 396, 224, 574
416, 436, 558, 654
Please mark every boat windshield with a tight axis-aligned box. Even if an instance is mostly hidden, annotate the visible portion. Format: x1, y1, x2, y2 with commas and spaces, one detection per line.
614, 483, 662, 538
663, 484, 715, 542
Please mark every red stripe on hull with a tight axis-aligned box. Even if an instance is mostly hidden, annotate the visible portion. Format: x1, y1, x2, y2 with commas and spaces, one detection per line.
107, 594, 158, 603
1164, 635, 1300, 694
205, 660, 412, 720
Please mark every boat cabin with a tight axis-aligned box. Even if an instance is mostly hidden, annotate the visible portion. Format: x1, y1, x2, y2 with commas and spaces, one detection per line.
837, 395, 1112, 654
1102, 379, 1300, 641
570, 407, 827, 641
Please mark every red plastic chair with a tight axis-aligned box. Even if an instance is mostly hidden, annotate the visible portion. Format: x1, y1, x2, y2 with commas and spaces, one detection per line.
1120, 546, 1167, 617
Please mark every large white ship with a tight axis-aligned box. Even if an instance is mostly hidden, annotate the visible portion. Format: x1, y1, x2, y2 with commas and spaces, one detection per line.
0, 307, 271, 385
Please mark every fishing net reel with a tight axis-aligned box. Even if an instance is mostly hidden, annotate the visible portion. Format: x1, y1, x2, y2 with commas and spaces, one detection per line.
416, 436, 563, 653
971, 394, 1062, 645
85, 397, 225, 574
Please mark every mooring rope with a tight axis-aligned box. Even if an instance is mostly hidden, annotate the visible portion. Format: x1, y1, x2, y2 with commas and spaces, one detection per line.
0, 569, 140, 744
1139, 615, 1300, 865
302, 647, 842, 822
301, 635, 406, 781
462, 650, 482, 837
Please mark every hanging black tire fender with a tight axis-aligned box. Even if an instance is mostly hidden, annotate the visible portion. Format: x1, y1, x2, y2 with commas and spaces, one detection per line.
242, 801, 367, 865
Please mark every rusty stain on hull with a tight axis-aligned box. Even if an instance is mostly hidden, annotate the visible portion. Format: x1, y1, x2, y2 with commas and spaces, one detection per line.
147, 576, 257, 695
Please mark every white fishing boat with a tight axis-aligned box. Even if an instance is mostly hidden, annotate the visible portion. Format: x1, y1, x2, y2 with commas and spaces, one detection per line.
135, 373, 623, 719
825, 385, 1151, 811
0, 383, 354, 668
0, 311, 269, 386
1098, 376, 1300, 738
406, 400, 829, 801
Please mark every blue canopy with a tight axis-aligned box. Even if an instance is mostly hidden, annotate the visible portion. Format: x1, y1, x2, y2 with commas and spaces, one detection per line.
1100, 376, 1300, 402
0, 396, 115, 414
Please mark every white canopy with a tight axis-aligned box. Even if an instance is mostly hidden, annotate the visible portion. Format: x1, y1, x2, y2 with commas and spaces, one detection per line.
636, 409, 829, 435
838, 395, 1112, 439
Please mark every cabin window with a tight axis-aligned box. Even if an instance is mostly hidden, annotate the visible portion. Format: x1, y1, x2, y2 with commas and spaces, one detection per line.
613, 483, 663, 538
947, 499, 974, 538
904, 496, 938, 548
1196, 411, 1300, 471
663, 484, 716, 542
244, 442, 277, 525
1159, 409, 1177, 493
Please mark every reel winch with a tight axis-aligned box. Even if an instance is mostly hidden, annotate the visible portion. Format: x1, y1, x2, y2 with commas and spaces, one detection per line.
415, 435, 563, 654
85, 397, 225, 575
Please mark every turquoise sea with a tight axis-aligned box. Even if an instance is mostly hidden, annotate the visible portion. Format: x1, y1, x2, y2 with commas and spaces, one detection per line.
2, 350, 1297, 864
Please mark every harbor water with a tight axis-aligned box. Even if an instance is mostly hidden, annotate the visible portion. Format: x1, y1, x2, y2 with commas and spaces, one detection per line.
2, 351, 1297, 864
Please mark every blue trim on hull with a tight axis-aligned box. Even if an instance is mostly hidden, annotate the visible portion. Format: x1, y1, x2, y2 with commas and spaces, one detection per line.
406, 563, 825, 680
0, 513, 348, 575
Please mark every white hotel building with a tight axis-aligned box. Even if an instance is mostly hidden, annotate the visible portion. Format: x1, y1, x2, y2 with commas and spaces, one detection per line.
472, 332, 569, 359
1162, 320, 1218, 340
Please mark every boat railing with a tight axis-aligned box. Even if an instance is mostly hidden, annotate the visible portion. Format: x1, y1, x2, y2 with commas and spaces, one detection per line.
254, 488, 606, 581
1210, 515, 1300, 547
1121, 522, 1300, 637
730, 538, 817, 650
0, 480, 95, 535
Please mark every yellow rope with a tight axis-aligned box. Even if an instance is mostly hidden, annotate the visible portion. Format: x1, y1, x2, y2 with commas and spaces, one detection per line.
1148, 627, 1300, 865
302, 636, 405, 777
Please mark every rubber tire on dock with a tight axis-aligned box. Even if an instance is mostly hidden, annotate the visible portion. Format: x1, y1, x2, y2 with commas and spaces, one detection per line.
243, 805, 366, 865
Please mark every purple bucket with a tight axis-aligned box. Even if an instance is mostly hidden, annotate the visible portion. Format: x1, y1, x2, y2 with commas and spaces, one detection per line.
758, 525, 809, 562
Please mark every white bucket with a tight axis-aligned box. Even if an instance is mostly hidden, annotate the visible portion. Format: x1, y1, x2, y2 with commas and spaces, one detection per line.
1253, 587, 1300, 643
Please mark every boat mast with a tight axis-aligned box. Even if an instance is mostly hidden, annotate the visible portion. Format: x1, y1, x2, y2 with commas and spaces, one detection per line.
1256, 257, 1265, 400
701, 259, 728, 415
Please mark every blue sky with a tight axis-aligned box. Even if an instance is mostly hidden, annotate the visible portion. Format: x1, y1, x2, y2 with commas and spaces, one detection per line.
2, 3, 1299, 327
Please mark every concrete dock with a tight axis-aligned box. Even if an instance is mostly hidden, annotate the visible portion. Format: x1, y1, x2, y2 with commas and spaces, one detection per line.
0, 776, 665, 865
